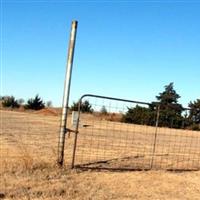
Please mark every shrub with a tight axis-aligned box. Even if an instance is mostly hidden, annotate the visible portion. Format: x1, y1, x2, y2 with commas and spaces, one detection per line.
70, 101, 79, 111
25, 95, 45, 110
70, 100, 93, 113
122, 105, 153, 125
2, 96, 20, 108
188, 124, 200, 131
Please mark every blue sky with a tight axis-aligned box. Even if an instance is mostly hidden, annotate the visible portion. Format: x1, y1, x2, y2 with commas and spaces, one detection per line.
1, 1, 200, 107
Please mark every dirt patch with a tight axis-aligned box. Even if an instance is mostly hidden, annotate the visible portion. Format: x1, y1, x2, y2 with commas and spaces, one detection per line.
34, 108, 59, 116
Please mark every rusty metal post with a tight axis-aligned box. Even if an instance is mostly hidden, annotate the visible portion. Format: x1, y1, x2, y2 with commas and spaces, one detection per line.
57, 21, 78, 166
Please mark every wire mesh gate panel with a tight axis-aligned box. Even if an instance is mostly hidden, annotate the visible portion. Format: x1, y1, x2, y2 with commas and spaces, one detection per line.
68, 94, 200, 171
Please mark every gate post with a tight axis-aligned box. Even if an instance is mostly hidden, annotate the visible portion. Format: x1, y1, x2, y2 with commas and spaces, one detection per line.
57, 20, 78, 166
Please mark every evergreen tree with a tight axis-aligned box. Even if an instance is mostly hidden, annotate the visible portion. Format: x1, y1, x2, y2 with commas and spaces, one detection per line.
188, 99, 200, 124
70, 101, 79, 111
70, 100, 93, 113
122, 105, 153, 125
156, 82, 180, 104
25, 95, 45, 110
2, 96, 20, 108
156, 82, 183, 128
118, 83, 188, 129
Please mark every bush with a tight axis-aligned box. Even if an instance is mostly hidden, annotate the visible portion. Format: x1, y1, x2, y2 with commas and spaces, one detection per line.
70, 100, 93, 113
2, 96, 20, 108
188, 124, 200, 131
122, 105, 153, 125
70, 101, 79, 111
25, 95, 45, 110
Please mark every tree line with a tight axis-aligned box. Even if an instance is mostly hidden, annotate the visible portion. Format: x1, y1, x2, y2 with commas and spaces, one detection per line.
65, 83, 200, 130
122, 83, 200, 131
0, 95, 52, 110
0, 94, 93, 112
1, 83, 199, 131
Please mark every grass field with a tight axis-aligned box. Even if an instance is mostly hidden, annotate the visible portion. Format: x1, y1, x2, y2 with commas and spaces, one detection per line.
1, 109, 200, 199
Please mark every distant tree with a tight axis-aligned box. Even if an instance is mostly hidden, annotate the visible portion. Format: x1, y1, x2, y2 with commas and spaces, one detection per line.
156, 82, 183, 128
188, 99, 200, 124
0, 96, 8, 100
2, 96, 20, 108
81, 100, 93, 113
100, 105, 108, 115
70, 100, 93, 113
156, 82, 180, 104
122, 83, 185, 128
70, 101, 79, 111
46, 101, 52, 107
25, 94, 45, 110
122, 105, 153, 125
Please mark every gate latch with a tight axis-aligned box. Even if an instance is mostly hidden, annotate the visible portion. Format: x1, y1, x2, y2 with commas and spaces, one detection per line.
65, 128, 78, 138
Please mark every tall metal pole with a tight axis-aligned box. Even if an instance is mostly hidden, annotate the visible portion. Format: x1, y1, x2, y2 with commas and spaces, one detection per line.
58, 20, 78, 166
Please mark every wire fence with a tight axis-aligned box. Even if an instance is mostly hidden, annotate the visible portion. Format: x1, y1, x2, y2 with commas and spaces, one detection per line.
70, 94, 200, 171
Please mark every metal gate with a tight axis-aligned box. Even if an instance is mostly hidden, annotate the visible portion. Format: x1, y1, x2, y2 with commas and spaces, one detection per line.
68, 94, 200, 171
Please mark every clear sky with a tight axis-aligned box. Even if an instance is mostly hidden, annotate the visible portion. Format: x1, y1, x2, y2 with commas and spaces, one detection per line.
1, 1, 200, 107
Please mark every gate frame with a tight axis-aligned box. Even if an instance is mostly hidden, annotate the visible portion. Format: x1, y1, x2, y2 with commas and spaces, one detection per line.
70, 94, 193, 170
71, 94, 156, 169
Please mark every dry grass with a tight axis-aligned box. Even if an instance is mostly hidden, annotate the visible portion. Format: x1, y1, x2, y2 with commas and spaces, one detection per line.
1, 110, 200, 199
1, 165, 200, 200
